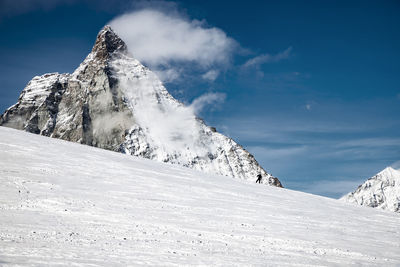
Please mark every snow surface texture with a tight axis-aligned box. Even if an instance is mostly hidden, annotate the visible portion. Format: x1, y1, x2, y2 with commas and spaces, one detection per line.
0, 127, 399, 266
341, 167, 400, 213
0, 26, 281, 187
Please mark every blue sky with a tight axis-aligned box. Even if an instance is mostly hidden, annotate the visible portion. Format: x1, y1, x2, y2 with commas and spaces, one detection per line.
1, 0, 399, 198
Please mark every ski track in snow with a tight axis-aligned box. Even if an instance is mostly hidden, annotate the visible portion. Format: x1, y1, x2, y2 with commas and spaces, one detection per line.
0, 127, 399, 266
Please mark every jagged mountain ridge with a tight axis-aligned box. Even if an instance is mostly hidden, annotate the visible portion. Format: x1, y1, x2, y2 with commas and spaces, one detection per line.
340, 167, 400, 212
0, 26, 282, 187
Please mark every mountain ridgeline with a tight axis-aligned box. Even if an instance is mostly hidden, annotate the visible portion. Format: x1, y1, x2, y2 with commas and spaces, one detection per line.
0, 26, 282, 187
341, 167, 400, 213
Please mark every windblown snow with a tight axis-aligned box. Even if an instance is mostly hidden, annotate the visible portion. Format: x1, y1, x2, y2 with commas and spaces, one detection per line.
0, 127, 399, 266
341, 167, 400, 213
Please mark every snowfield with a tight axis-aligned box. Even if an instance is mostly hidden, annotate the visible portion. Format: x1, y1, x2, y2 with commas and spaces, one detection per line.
0, 127, 399, 266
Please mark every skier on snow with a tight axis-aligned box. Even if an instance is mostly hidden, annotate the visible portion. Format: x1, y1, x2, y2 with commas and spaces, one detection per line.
256, 174, 262, 183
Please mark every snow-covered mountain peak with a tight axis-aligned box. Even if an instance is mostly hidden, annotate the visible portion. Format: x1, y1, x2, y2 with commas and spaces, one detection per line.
377, 166, 400, 178
341, 166, 400, 212
0, 26, 282, 187
91, 25, 128, 59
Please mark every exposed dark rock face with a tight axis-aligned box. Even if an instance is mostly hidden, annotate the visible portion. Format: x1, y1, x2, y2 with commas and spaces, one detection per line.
1, 27, 134, 151
0, 26, 282, 187
1, 73, 69, 136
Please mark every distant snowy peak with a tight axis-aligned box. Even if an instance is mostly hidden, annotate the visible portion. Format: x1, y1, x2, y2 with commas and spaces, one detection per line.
0, 26, 282, 187
341, 167, 400, 213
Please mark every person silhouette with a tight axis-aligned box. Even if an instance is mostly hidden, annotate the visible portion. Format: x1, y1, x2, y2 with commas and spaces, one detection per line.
256, 174, 262, 183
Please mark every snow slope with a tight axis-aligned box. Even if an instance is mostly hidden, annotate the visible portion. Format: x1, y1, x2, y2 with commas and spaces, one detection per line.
0, 126, 399, 266
341, 167, 400, 212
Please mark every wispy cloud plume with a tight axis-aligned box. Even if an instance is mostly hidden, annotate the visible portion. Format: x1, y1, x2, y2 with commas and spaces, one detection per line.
390, 160, 400, 170
108, 2, 294, 87
153, 68, 181, 83
190, 92, 226, 115
118, 72, 226, 156
242, 47, 292, 69
109, 9, 237, 75
201, 70, 220, 81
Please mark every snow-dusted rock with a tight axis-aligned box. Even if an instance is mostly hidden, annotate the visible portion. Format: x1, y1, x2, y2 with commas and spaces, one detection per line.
341, 167, 400, 212
0, 73, 69, 135
0, 26, 281, 187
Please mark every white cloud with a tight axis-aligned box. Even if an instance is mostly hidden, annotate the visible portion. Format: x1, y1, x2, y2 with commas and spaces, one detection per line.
243, 47, 292, 68
391, 160, 400, 170
154, 68, 181, 83
189, 93, 226, 115
305, 104, 312, 110
201, 70, 220, 81
109, 9, 236, 69
117, 72, 227, 156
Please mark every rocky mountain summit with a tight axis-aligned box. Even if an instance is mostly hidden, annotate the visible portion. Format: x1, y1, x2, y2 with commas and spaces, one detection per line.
341, 167, 400, 212
0, 26, 282, 187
